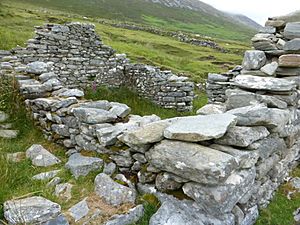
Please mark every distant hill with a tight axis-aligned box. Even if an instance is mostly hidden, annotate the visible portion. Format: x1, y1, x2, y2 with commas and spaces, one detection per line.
277, 10, 300, 22
11, 0, 258, 41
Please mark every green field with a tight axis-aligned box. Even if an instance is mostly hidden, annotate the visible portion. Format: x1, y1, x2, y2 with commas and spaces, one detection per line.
8, 0, 256, 41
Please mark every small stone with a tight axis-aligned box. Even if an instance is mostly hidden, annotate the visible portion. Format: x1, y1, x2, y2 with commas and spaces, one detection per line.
104, 205, 144, 225
242, 50, 267, 70
260, 62, 278, 76
26, 144, 61, 167
68, 198, 90, 222
32, 170, 61, 181
196, 104, 226, 115
54, 183, 73, 201
58, 89, 84, 97
26, 61, 49, 75
291, 177, 300, 190
4, 196, 61, 224
94, 173, 136, 206
65, 153, 103, 179
0, 111, 9, 122
0, 130, 18, 139
103, 162, 117, 176
47, 177, 62, 187
109, 102, 131, 118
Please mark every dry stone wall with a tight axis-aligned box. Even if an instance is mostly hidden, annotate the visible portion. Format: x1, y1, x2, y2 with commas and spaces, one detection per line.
1, 18, 300, 225
13, 23, 194, 112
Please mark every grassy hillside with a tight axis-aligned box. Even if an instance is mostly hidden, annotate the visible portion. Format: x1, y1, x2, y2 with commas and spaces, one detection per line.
9, 0, 255, 41
0, 1, 249, 82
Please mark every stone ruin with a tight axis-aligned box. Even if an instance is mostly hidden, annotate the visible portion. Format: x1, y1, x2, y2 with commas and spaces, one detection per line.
13, 23, 194, 112
0, 18, 299, 225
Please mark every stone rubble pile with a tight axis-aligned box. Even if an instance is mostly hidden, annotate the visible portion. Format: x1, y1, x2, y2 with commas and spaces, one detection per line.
12, 23, 194, 112
98, 20, 225, 51
1, 18, 300, 225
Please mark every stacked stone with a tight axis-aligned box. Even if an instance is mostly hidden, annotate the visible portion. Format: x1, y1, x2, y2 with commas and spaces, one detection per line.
125, 64, 194, 111
99, 20, 224, 51
14, 23, 127, 89
206, 66, 242, 103
12, 23, 194, 112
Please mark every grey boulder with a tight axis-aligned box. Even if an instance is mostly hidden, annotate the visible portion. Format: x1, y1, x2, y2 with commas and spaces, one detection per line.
94, 173, 136, 206
146, 140, 238, 184
4, 196, 61, 225
196, 104, 227, 115
26, 144, 61, 167
242, 50, 266, 70
65, 153, 103, 179
68, 198, 90, 222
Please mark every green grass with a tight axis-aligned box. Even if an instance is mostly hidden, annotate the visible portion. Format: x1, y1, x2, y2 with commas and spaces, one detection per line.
255, 168, 300, 225
8, 0, 256, 42
0, 1, 250, 82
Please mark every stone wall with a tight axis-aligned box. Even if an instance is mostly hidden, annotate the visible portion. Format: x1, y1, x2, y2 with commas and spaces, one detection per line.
13, 23, 194, 111
1, 18, 300, 225
98, 20, 225, 51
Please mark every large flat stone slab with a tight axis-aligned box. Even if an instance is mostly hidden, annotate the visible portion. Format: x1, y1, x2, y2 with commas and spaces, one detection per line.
283, 38, 300, 51
284, 22, 300, 39
4, 196, 61, 224
146, 140, 238, 184
233, 75, 296, 92
163, 114, 237, 142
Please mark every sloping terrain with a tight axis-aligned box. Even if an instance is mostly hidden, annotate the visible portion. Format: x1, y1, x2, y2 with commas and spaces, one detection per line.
10, 0, 257, 41
277, 10, 300, 22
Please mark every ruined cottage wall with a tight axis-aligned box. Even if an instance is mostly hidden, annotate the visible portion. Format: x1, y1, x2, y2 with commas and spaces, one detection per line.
13, 23, 194, 111
1, 18, 300, 225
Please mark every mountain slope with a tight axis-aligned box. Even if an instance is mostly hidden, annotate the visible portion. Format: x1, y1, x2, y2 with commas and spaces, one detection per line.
10, 0, 256, 41
145, 0, 262, 30
277, 10, 300, 22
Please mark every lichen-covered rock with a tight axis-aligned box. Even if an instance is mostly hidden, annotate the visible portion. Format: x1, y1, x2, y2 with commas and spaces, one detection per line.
284, 22, 300, 39
54, 183, 73, 201
72, 107, 117, 124
182, 168, 256, 214
4, 196, 61, 224
234, 75, 296, 92
146, 140, 238, 184
68, 198, 90, 222
94, 173, 136, 206
26, 61, 49, 74
215, 126, 270, 147
65, 153, 103, 179
32, 170, 61, 181
164, 114, 237, 142
242, 50, 266, 70
26, 144, 61, 167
